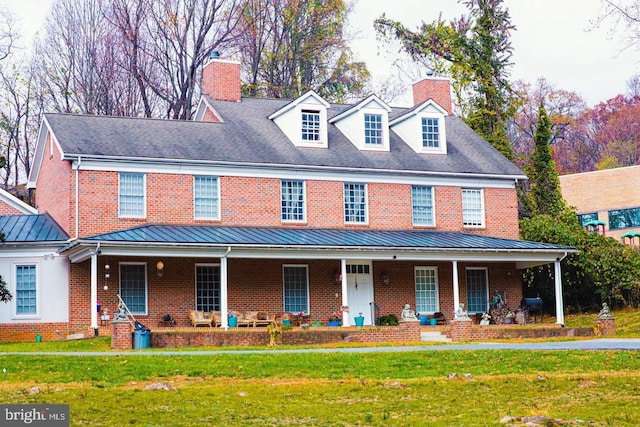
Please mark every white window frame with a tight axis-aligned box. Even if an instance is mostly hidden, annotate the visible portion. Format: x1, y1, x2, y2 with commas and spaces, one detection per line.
118, 172, 146, 218
421, 116, 440, 148
119, 262, 148, 315
301, 109, 322, 143
281, 179, 306, 223
344, 182, 368, 224
364, 113, 383, 145
282, 264, 309, 314
465, 267, 489, 314
13, 263, 39, 318
462, 188, 485, 228
415, 112, 447, 154
195, 263, 221, 312
415, 266, 439, 314
412, 185, 435, 227
194, 176, 220, 220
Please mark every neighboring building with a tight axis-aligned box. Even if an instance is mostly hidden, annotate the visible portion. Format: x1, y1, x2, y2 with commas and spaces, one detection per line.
14, 58, 572, 340
560, 165, 640, 241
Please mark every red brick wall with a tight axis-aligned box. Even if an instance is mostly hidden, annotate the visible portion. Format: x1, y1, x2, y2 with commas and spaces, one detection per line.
202, 59, 241, 102
0, 203, 25, 215
412, 78, 452, 114
34, 133, 73, 235
69, 171, 519, 238
0, 323, 70, 343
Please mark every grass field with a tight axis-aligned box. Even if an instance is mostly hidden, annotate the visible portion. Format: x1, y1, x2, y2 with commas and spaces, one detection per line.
0, 309, 638, 426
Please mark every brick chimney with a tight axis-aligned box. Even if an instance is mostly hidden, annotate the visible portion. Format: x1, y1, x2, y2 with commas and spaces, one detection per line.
202, 55, 241, 102
412, 76, 452, 115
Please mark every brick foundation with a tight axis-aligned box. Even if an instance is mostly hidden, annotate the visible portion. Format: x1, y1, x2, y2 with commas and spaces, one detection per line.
450, 319, 473, 341
111, 321, 133, 349
0, 323, 70, 343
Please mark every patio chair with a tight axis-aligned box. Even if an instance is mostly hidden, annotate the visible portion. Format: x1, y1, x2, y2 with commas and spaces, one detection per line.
189, 310, 213, 327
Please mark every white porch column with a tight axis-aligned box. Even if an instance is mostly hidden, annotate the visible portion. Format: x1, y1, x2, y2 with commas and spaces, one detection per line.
90, 252, 98, 331
340, 258, 350, 327
554, 259, 565, 326
452, 261, 460, 317
220, 255, 229, 329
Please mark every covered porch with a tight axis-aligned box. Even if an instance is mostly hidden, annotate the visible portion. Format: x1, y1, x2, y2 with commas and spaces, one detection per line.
60, 225, 576, 337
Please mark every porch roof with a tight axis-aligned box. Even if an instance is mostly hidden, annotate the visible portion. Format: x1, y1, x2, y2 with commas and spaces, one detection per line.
0, 214, 69, 243
62, 224, 575, 268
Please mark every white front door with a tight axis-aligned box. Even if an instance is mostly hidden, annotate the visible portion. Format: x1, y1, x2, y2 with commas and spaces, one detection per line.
346, 263, 374, 325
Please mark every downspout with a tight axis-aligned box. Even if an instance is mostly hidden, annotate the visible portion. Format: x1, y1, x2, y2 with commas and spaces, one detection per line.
75, 156, 81, 239
220, 246, 231, 329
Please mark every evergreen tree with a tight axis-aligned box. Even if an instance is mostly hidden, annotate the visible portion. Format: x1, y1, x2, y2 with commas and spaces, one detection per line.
375, 0, 515, 159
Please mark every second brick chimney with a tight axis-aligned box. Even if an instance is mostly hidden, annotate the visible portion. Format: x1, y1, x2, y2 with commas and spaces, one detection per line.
202, 56, 241, 102
412, 76, 452, 115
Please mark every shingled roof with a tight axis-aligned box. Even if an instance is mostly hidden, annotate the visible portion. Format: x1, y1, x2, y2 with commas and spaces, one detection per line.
42, 96, 524, 179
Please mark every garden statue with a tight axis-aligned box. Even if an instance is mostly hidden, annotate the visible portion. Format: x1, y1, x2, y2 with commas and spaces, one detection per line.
597, 302, 613, 319
401, 304, 418, 321
454, 303, 470, 320
490, 290, 506, 308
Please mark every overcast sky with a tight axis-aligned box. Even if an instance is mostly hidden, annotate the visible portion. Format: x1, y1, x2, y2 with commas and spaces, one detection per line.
6, 0, 638, 107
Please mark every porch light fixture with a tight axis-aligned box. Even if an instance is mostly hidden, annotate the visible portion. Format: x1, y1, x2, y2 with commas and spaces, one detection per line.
156, 261, 164, 277
381, 272, 390, 286
334, 273, 342, 283
104, 264, 110, 279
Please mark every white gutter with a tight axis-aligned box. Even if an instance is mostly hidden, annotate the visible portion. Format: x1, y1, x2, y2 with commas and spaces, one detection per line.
74, 156, 81, 239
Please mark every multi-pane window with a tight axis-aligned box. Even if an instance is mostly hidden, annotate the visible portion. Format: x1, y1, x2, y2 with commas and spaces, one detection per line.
609, 207, 640, 230
412, 185, 434, 226
364, 113, 383, 145
16, 265, 37, 315
462, 188, 484, 227
119, 173, 145, 217
283, 265, 308, 313
196, 265, 220, 312
577, 212, 599, 227
120, 263, 147, 314
466, 268, 488, 313
281, 180, 305, 222
421, 117, 440, 148
415, 267, 438, 313
344, 183, 367, 223
194, 176, 219, 220
301, 110, 321, 142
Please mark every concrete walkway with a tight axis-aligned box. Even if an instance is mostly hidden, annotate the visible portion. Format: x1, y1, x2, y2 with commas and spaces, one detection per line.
2, 338, 639, 356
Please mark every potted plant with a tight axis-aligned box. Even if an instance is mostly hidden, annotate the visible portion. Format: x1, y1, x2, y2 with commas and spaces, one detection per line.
327, 309, 342, 327
480, 312, 491, 326
502, 310, 515, 324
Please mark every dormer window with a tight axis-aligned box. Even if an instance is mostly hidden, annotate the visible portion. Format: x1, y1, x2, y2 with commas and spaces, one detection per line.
421, 117, 440, 148
364, 113, 383, 145
301, 110, 321, 142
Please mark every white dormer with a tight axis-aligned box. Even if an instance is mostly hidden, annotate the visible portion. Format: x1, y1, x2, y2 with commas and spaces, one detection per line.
329, 95, 391, 152
389, 100, 448, 155
268, 91, 330, 148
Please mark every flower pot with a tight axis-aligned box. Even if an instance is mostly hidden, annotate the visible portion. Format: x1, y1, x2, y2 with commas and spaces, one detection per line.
430, 318, 437, 327
282, 319, 291, 326
228, 316, 238, 327
327, 320, 341, 327
480, 319, 490, 326
419, 315, 429, 326
354, 316, 365, 327
502, 317, 514, 324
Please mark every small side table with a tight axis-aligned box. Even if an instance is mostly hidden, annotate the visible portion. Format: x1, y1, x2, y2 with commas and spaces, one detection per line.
100, 315, 111, 326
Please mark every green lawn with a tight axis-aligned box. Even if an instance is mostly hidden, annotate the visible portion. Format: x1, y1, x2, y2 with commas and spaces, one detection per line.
0, 309, 638, 426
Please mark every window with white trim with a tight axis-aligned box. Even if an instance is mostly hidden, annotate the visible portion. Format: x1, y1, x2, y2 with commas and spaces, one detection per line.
466, 268, 488, 313
194, 176, 219, 220
281, 180, 305, 222
120, 263, 147, 314
415, 267, 439, 313
195, 264, 220, 312
119, 172, 145, 218
301, 110, 321, 142
462, 188, 484, 227
364, 113, 383, 145
344, 183, 367, 224
421, 117, 440, 148
412, 185, 434, 226
15, 264, 37, 315
283, 265, 309, 313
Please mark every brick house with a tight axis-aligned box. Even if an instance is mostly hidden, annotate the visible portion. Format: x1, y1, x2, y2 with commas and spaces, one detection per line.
560, 165, 640, 241
17, 57, 573, 339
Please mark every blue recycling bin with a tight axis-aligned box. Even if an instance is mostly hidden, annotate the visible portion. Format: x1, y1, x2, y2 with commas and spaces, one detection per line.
419, 315, 429, 326
133, 321, 150, 349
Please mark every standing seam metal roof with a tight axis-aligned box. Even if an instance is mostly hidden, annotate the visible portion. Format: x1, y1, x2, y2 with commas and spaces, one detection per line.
0, 214, 69, 242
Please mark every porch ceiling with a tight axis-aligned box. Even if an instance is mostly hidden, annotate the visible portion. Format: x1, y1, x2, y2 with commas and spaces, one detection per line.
60, 224, 576, 267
